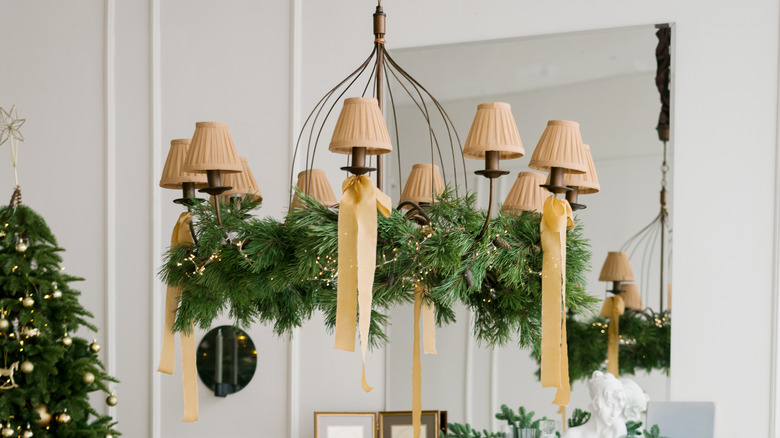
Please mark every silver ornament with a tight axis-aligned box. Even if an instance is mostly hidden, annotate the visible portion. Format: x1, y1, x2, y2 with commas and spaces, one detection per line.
82, 371, 95, 385
0, 318, 8, 331
105, 435, 113, 438
22, 430, 33, 438
1, 427, 13, 438
22, 296, 34, 308
51, 290, 62, 299
61, 335, 72, 347
20, 360, 33, 374
106, 393, 118, 407
89, 341, 101, 354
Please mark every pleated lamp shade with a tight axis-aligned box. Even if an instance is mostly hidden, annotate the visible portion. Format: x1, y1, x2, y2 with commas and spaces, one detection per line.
619, 283, 643, 310
291, 169, 338, 208
462, 102, 524, 159
599, 251, 635, 282
528, 120, 588, 174
502, 171, 548, 214
400, 163, 445, 206
329, 97, 392, 155
159, 139, 208, 189
221, 157, 262, 201
184, 122, 242, 173
563, 144, 600, 194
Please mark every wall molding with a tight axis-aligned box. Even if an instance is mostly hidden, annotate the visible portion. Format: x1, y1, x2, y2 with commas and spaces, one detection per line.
150, 0, 162, 436
288, 0, 302, 436
769, 9, 780, 436
103, 0, 117, 423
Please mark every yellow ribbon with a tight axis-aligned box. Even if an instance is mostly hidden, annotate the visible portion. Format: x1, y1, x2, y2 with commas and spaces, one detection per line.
558, 406, 567, 432
600, 295, 625, 377
157, 212, 199, 422
413, 283, 437, 438
334, 175, 391, 392
540, 194, 574, 407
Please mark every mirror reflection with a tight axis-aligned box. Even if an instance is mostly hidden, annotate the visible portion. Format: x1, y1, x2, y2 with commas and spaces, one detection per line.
383, 25, 672, 429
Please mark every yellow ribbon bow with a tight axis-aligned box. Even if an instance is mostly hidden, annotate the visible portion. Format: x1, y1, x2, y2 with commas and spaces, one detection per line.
333, 175, 391, 392
157, 211, 199, 422
412, 283, 437, 438
540, 194, 574, 407
600, 295, 626, 377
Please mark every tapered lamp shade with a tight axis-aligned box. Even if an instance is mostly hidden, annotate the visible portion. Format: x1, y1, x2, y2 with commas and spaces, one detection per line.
184, 122, 242, 173
563, 144, 600, 194
291, 169, 338, 209
400, 163, 445, 206
599, 251, 635, 282
462, 102, 524, 159
502, 171, 547, 214
528, 120, 588, 174
159, 139, 208, 189
619, 283, 643, 310
221, 157, 262, 201
329, 97, 392, 155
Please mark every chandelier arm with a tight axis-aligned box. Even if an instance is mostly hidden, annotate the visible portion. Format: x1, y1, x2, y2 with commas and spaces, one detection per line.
381, 62, 404, 191
395, 200, 431, 225
288, 47, 377, 206
384, 51, 468, 196
619, 210, 662, 252
383, 60, 448, 190
306, 48, 379, 189
641, 223, 660, 304
475, 178, 495, 240
362, 58, 379, 98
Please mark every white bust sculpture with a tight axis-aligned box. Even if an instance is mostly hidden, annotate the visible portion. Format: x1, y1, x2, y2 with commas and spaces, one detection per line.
562, 371, 627, 438
619, 378, 650, 424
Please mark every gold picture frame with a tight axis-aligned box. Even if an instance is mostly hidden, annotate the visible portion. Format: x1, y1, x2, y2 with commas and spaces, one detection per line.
378, 410, 445, 438
314, 412, 377, 438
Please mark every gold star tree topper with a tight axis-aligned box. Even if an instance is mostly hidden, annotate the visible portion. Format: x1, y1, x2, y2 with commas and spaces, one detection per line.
0, 106, 25, 145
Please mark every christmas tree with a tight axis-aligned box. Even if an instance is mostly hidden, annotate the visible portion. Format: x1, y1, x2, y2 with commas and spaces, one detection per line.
0, 106, 119, 437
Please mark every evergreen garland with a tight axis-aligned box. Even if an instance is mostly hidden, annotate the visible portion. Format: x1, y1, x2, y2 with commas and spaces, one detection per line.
160, 190, 597, 348
533, 310, 671, 382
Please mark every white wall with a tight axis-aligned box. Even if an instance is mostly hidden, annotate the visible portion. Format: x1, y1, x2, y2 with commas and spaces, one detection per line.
1, 0, 778, 437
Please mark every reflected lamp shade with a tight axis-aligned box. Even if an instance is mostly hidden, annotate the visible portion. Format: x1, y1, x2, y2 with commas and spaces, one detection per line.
563, 144, 600, 193
599, 251, 635, 282
528, 120, 588, 173
221, 157, 262, 201
184, 122, 243, 173
619, 283, 643, 310
159, 139, 208, 189
400, 163, 445, 206
502, 171, 547, 214
328, 97, 392, 155
462, 102, 524, 159
291, 169, 338, 209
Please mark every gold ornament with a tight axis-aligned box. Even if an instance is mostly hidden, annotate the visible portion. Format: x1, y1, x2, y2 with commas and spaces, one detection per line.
82, 371, 95, 385
51, 290, 62, 299
22, 430, 33, 438
0, 318, 8, 331
106, 393, 118, 407
61, 335, 72, 347
1, 425, 13, 438
20, 326, 39, 337
22, 296, 34, 308
56, 412, 70, 424
32, 404, 51, 427
20, 360, 33, 373
15, 240, 27, 253
106, 435, 113, 438
89, 340, 101, 354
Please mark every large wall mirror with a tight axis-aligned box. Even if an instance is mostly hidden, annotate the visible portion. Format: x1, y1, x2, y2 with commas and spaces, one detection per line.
382, 25, 672, 430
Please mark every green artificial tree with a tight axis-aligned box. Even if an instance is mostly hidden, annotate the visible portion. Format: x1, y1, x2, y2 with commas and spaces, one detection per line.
0, 191, 119, 437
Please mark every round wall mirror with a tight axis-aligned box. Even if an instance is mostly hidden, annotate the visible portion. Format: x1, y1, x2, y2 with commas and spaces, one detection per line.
196, 325, 257, 397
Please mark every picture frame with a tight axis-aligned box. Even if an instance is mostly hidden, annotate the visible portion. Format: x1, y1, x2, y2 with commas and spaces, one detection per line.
378, 410, 445, 438
314, 412, 377, 438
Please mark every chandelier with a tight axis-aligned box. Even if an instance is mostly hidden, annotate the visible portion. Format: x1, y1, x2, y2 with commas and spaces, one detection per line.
156, 3, 599, 433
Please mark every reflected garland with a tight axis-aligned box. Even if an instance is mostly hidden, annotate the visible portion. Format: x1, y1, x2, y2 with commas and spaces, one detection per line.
160, 190, 596, 349
534, 310, 671, 382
